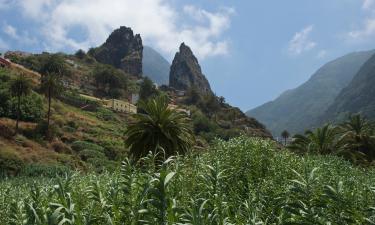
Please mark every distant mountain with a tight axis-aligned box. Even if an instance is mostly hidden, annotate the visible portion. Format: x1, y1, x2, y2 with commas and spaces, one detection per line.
142, 46, 170, 85
323, 53, 375, 122
246, 50, 375, 136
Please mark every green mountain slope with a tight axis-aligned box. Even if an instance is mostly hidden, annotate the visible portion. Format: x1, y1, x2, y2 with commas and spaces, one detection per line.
246, 50, 375, 136
323, 53, 375, 121
143, 46, 170, 85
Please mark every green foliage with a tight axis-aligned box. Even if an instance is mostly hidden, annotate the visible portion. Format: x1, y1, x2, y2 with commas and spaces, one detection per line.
2, 137, 375, 224
125, 96, 195, 159
0, 149, 24, 177
74, 49, 86, 59
71, 141, 104, 153
139, 77, 159, 101
93, 64, 127, 98
337, 114, 375, 160
0, 70, 43, 123
20, 164, 71, 177
0, 92, 44, 122
39, 54, 69, 77
192, 110, 218, 134
96, 107, 116, 121
289, 124, 340, 155
9, 93, 44, 121
289, 115, 375, 163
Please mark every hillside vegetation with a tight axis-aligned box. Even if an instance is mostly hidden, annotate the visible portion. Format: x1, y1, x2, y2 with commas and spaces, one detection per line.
1, 137, 375, 224
0, 50, 270, 175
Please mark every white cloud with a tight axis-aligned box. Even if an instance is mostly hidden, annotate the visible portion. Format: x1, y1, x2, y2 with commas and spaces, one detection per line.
3, 23, 37, 45
363, 0, 375, 10
14, 0, 234, 59
288, 25, 317, 55
347, 0, 375, 42
317, 50, 327, 59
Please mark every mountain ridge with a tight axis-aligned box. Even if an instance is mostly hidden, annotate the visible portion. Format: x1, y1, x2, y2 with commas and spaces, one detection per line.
246, 49, 375, 136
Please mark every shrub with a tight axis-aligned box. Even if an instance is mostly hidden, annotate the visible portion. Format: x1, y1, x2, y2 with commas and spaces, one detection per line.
34, 120, 61, 139
96, 107, 116, 121
79, 149, 106, 161
192, 111, 218, 133
20, 163, 71, 177
6, 92, 44, 122
71, 141, 104, 152
0, 149, 24, 177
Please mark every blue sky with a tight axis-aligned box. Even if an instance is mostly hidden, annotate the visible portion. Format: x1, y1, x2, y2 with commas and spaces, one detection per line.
1, 0, 375, 111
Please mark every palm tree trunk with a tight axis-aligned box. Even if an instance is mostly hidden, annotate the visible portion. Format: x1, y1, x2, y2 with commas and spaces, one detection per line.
15, 94, 21, 134
47, 87, 51, 135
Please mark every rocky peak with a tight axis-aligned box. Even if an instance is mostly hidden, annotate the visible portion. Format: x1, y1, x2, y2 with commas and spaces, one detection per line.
169, 43, 212, 94
91, 26, 143, 77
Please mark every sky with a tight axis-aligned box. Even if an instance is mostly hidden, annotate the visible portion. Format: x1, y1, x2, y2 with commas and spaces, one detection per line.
1, 0, 375, 111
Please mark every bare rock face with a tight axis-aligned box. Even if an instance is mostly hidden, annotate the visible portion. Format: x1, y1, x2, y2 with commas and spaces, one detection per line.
169, 43, 212, 94
91, 26, 143, 77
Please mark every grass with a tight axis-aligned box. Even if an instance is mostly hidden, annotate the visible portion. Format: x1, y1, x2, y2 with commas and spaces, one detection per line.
1, 136, 375, 224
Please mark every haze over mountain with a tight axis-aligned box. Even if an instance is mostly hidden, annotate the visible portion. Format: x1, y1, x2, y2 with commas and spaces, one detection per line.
142, 46, 170, 85
323, 53, 375, 122
246, 50, 375, 136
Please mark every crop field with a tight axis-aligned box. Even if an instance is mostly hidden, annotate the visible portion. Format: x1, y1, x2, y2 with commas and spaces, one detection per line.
1, 137, 375, 224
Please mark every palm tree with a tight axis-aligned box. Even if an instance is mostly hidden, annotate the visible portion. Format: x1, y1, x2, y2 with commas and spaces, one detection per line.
40, 73, 62, 133
338, 114, 375, 161
281, 130, 290, 145
9, 73, 31, 134
125, 96, 195, 160
288, 124, 339, 155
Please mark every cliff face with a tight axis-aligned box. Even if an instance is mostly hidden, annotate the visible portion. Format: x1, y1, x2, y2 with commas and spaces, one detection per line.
91, 26, 143, 77
169, 43, 212, 94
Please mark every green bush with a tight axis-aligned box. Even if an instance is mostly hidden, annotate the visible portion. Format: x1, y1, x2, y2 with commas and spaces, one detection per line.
34, 120, 61, 139
79, 149, 105, 161
192, 111, 219, 133
0, 150, 24, 177
8, 92, 44, 122
20, 163, 71, 177
71, 141, 104, 152
96, 107, 116, 121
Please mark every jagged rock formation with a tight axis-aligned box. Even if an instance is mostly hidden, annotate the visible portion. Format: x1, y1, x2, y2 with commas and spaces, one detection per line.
169, 43, 212, 94
90, 26, 143, 77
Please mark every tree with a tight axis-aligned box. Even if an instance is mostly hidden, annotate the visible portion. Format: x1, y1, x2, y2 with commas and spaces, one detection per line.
40, 73, 62, 135
338, 114, 375, 161
93, 65, 127, 98
39, 54, 68, 135
202, 94, 220, 119
185, 86, 201, 105
75, 49, 86, 59
288, 124, 339, 155
125, 96, 195, 159
281, 130, 290, 146
39, 54, 68, 76
139, 77, 158, 101
9, 73, 32, 133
